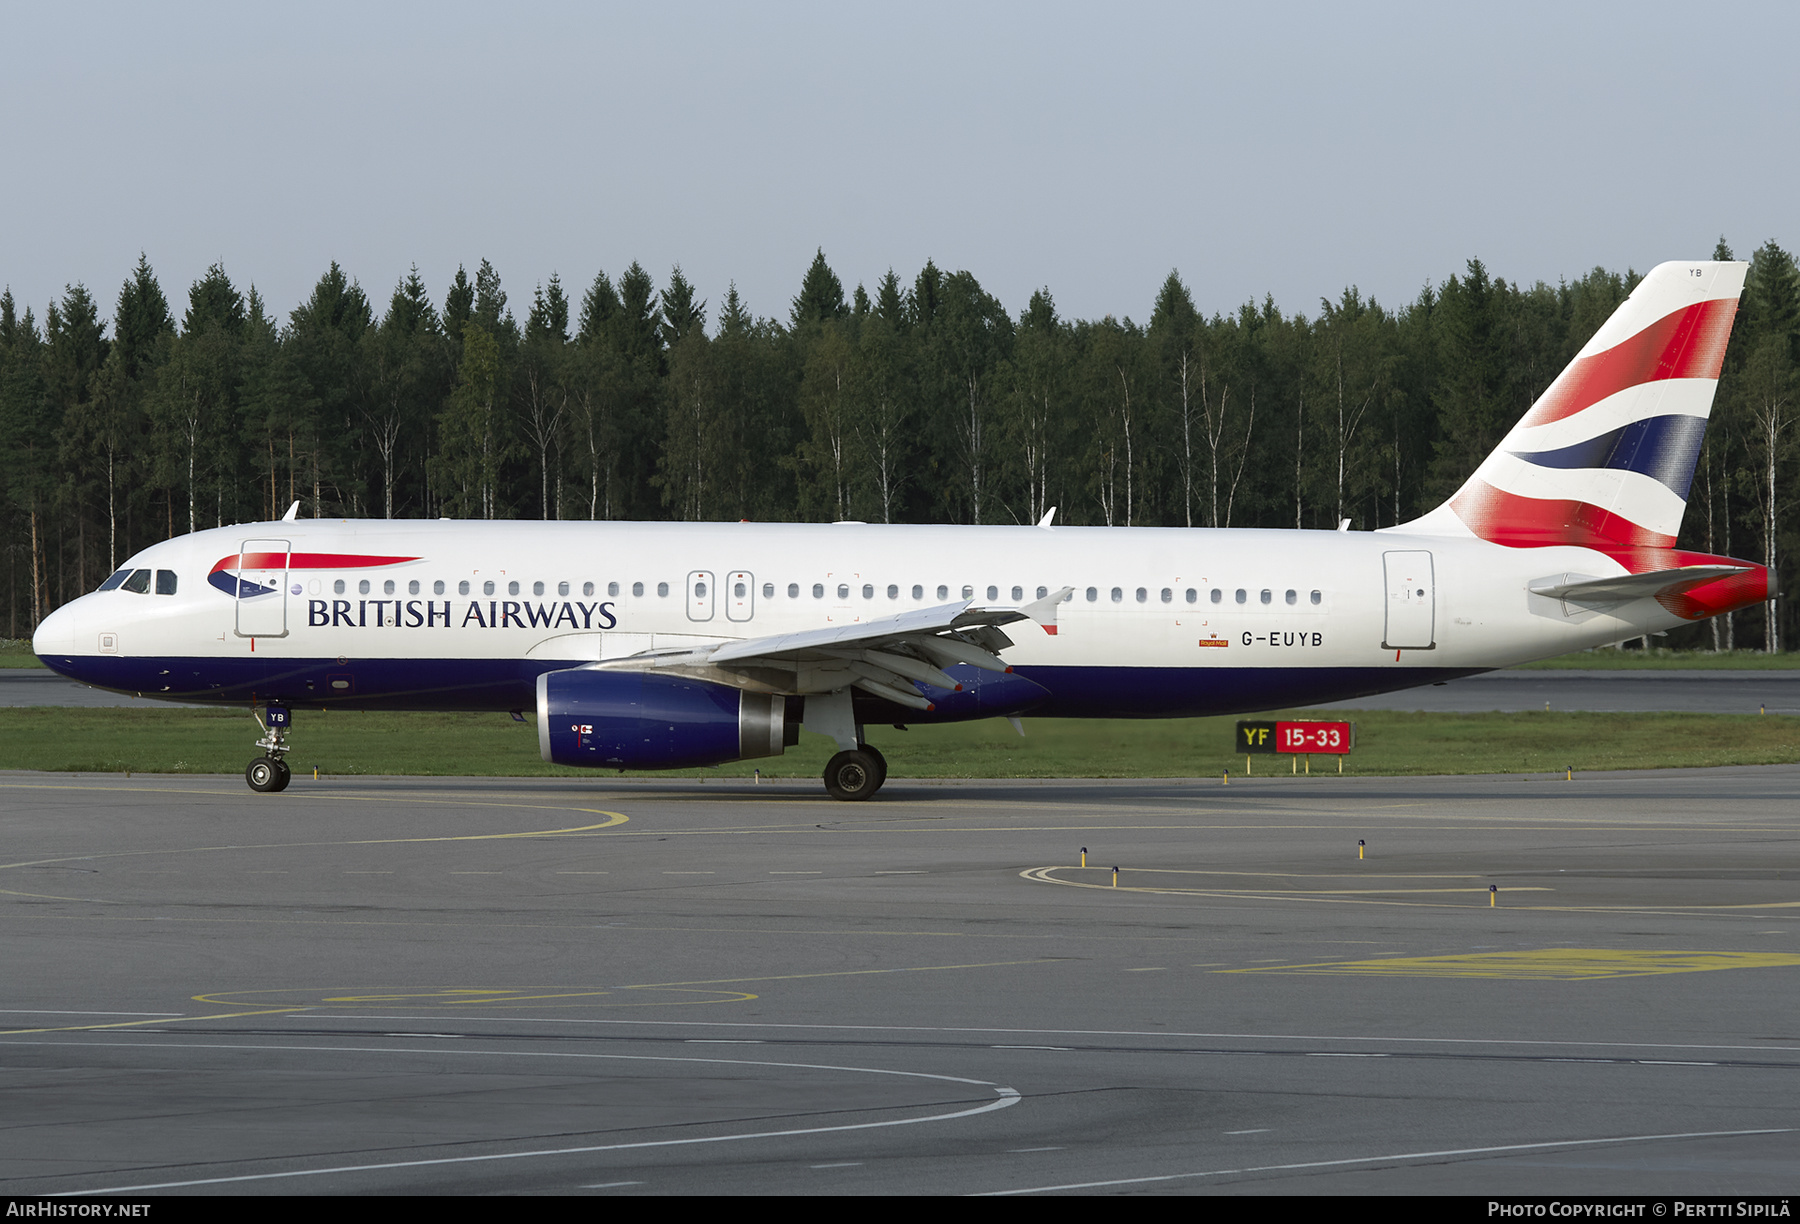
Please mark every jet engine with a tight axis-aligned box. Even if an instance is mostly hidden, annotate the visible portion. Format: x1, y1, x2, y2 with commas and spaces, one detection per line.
536, 668, 793, 770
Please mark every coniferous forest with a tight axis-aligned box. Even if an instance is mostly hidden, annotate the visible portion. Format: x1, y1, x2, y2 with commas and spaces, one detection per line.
3, 240, 1796, 650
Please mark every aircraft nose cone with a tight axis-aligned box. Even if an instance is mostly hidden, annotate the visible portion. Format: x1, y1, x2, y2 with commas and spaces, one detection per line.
31, 601, 79, 665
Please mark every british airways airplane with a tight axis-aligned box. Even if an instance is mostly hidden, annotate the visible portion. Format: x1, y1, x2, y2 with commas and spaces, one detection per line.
32, 261, 1768, 800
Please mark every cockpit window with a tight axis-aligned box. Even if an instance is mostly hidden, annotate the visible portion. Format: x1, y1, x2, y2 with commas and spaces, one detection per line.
121, 569, 151, 594
98, 569, 131, 592
155, 570, 178, 595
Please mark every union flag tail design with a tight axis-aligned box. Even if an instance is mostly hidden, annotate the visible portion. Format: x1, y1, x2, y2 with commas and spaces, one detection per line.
1400, 260, 1746, 556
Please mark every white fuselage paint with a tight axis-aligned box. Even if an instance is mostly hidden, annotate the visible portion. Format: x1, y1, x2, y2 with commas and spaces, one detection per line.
36, 517, 1673, 711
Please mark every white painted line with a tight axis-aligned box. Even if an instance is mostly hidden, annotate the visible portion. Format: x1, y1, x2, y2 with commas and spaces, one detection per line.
874, 871, 926, 875
1306, 1052, 1387, 1058
811, 1162, 862, 1168
581, 1181, 644, 1189
974, 1128, 1797, 1195
46, 1043, 1023, 1195
385, 1033, 462, 1039
1224, 1130, 1271, 1135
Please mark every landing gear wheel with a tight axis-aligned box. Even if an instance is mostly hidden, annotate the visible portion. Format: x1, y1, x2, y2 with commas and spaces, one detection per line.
246, 756, 284, 793
271, 760, 292, 792
864, 745, 888, 790
823, 748, 884, 801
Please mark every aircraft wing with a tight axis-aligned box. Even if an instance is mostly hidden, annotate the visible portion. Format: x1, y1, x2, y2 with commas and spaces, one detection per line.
587, 588, 1073, 709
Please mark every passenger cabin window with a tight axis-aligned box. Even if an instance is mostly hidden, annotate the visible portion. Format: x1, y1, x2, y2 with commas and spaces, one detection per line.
1011, 585, 1023, 601
458, 580, 470, 595
987, 585, 998, 600
913, 584, 924, 599
938, 585, 949, 600
434, 580, 446, 595
1260, 589, 1272, 604
384, 579, 396, 595
837, 584, 850, 599
887, 584, 899, 599
962, 585, 973, 599
1210, 588, 1222, 603
1185, 588, 1197, 603
1311, 590, 1322, 605
1086, 587, 1097, 602
1234, 589, 1247, 604
1285, 589, 1297, 605
1135, 588, 1147, 603
1160, 588, 1172, 603
484, 581, 496, 596
334, 579, 347, 595
408, 580, 419, 595
813, 583, 824, 598
155, 570, 178, 595
581, 582, 594, 596
862, 584, 873, 599
656, 582, 669, 597
1036, 586, 1047, 599
787, 583, 799, 598
1111, 587, 1123, 603
557, 581, 569, 596
607, 582, 619, 596
508, 581, 520, 596
632, 582, 644, 597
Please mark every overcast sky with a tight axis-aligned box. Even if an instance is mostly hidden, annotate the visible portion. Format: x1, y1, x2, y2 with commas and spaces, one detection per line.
4, 1, 1796, 331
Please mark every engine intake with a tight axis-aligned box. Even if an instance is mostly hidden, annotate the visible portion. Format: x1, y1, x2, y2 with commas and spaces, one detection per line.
536, 669, 789, 770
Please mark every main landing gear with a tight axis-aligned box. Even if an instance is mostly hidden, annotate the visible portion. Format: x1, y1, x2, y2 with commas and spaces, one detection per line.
823, 745, 887, 801
246, 705, 293, 793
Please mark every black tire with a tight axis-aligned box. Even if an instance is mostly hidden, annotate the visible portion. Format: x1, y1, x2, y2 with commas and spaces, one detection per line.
246, 757, 281, 793
270, 760, 292, 792
864, 745, 888, 789
823, 749, 883, 801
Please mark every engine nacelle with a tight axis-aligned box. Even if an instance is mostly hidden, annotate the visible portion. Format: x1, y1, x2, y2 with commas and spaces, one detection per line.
536, 668, 790, 770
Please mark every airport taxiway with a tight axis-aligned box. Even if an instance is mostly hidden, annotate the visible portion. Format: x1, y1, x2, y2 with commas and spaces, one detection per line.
2, 768, 1797, 1195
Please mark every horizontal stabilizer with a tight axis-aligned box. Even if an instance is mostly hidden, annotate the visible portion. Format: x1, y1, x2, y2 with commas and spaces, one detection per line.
1528, 565, 1751, 604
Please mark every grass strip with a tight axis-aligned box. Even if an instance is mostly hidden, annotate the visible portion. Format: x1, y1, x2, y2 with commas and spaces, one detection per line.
1, 706, 1795, 780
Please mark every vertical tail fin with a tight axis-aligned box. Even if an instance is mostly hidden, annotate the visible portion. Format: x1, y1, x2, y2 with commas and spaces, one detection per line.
1396, 260, 1747, 552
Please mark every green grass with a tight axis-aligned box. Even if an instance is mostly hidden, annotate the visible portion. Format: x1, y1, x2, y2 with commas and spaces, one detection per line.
2, 706, 1795, 780
0, 639, 45, 668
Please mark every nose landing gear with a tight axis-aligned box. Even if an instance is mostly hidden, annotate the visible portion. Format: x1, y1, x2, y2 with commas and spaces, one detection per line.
246, 705, 293, 793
